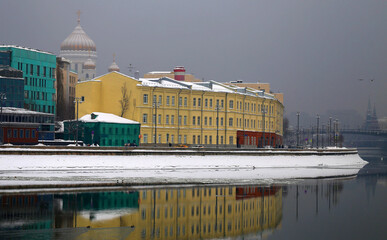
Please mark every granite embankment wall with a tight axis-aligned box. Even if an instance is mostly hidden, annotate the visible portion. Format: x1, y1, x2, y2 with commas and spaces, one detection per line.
0, 146, 358, 156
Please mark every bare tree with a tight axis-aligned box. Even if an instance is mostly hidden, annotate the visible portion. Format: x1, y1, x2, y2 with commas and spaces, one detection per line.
119, 83, 130, 117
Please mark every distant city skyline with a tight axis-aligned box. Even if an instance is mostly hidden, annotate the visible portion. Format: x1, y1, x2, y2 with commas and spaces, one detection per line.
1, 0, 386, 119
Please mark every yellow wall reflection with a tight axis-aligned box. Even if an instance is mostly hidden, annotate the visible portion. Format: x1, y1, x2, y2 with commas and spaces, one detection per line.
73, 186, 282, 239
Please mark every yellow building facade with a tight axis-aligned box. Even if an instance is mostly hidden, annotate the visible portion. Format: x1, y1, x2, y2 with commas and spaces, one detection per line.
76, 71, 284, 147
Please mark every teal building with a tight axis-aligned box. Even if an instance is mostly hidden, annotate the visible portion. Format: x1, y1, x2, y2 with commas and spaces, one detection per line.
0, 45, 57, 114
64, 112, 141, 146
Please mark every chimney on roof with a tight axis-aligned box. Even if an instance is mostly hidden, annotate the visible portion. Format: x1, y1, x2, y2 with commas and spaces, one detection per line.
134, 71, 139, 79
174, 66, 185, 81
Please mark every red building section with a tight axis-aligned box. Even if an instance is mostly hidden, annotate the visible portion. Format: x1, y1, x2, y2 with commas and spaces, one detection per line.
236, 130, 283, 148
236, 186, 280, 200
2, 124, 39, 145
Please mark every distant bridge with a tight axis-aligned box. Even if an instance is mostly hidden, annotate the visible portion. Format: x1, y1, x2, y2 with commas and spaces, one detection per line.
340, 129, 387, 137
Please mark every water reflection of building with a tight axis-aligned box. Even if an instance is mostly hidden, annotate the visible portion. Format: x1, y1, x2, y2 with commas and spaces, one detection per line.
0, 194, 54, 231
70, 186, 282, 239
0, 186, 282, 239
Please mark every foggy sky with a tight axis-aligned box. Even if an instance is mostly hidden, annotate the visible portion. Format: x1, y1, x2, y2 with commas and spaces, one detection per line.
1, 0, 386, 124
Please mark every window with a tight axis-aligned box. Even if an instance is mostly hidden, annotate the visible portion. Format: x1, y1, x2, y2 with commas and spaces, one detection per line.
158, 95, 162, 105
158, 134, 161, 143
171, 115, 175, 125
153, 95, 157, 104
143, 114, 148, 123
26, 129, 30, 138
166, 96, 170, 106
193, 135, 196, 144
209, 117, 212, 126
166, 115, 169, 124
204, 117, 208, 125
209, 99, 213, 108
229, 136, 233, 145
143, 94, 148, 104
184, 97, 187, 107
179, 97, 182, 106
143, 134, 148, 143
158, 114, 161, 124
198, 98, 201, 107
229, 100, 234, 109
205, 135, 208, 144
192, 116, 196, 125
229, 118, 233, 127
20, 129, 24, 138
221, 117, 224, 126
172, 96, 175, 106
152, 114, 156, 124
221, 100, 224, 108
184, 116, 187, 125
193, 98, 196, 107
205, 98, 208, 107
184, 135, 187, 144
209, 135, 212, 144
216, 99, 219, 107
178, 115, 182, 125
197, 116, 200, 125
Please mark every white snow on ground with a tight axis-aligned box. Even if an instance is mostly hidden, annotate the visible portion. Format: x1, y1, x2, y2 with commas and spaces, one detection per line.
0, 154, 367, 186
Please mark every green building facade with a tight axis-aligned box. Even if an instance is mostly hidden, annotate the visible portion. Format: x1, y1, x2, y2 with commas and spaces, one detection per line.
64, 112, 141, 146
0, 45, 57, 114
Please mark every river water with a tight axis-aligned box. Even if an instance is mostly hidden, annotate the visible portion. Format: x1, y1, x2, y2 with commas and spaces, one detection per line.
0, 148, 386, 240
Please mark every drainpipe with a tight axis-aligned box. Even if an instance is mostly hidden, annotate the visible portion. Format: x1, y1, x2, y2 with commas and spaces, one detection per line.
224, 93, 228, 148
242, 94, 246, 147
177, 89, 182, 144
201, 91, 205, 145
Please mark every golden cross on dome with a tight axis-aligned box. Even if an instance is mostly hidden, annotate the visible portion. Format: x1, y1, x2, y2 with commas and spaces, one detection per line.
77, 10, 81, 24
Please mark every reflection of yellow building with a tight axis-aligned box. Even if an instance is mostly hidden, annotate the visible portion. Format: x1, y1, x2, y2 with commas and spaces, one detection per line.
76, 71, 284, 147
72, 186, 282, 239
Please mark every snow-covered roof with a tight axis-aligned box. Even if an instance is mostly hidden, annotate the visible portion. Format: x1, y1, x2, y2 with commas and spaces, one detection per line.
2, 107, 54, 116
89, 71, 280, 103
147, 71, 172, 74
0, 45, 55, 55
79, 112, 139, 124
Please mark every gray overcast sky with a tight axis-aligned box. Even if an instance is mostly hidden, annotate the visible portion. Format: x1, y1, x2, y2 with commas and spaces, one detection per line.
1, 0, 386, 121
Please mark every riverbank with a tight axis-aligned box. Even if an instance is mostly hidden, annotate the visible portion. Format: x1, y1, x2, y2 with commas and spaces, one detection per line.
0, 150, 368, 190
0, 145, 358, 156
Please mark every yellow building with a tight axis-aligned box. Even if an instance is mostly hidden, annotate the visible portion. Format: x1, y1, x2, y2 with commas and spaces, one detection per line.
75, 71, 284, 147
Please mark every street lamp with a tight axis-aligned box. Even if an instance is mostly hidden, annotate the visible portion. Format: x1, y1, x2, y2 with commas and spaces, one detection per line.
215, 103, 222, 148
329, 117, 332, 146
334, 119, 339, 147
0, 93, 6, 144
261, 103, 267, 148
296, 112, 300, 147
316, 114, 320, 149
74, 96, 84, 146
153, 100, 161, 147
